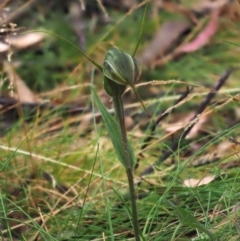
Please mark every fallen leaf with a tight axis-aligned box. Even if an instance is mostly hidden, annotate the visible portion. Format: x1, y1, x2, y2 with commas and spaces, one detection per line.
186, 112, 210, 138
184, 175, 215, 187
137, 20, 191, 67
0, 41, 9, 52
0, 32, 46, 52
3, 61, 36, 103
9, 32, 46, 49
177, 9, 220, 53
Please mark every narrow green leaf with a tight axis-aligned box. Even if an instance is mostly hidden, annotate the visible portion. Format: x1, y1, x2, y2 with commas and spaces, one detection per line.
176, 207, 215, 240
91, 87, 135, 168
132, 0, 149, 57
223, 40, 240, 48
163, 199, 215, 240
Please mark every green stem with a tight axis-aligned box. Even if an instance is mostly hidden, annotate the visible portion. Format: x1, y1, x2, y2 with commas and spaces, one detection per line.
113, 96, 141, 241
171, 223, 182, 241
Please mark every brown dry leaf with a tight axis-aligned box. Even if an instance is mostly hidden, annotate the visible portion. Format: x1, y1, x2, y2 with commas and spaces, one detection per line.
186, 112, 210, 138
184, 175, 215, 187
0, 32, 46, 52
152, 3, 230, 67
9, 32, 46, 49
164, 112, 194, 133
216, 137, 240, 156
216, 140, 234, 155
137, 20, 191, 67
0, 41, 9, 52
3, 61, 36, 103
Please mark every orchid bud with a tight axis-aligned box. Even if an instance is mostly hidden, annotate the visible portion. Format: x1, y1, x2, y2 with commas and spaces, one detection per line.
103, 47, 141, 87
103, 47, 146, 111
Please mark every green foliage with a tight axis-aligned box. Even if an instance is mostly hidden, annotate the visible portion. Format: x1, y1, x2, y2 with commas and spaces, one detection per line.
2, 1, 240, 240
91, 86, 136, 169
163, 199, 215, 240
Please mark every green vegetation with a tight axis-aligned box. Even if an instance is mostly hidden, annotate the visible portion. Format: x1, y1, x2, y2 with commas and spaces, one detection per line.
1, 1, 240, 240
